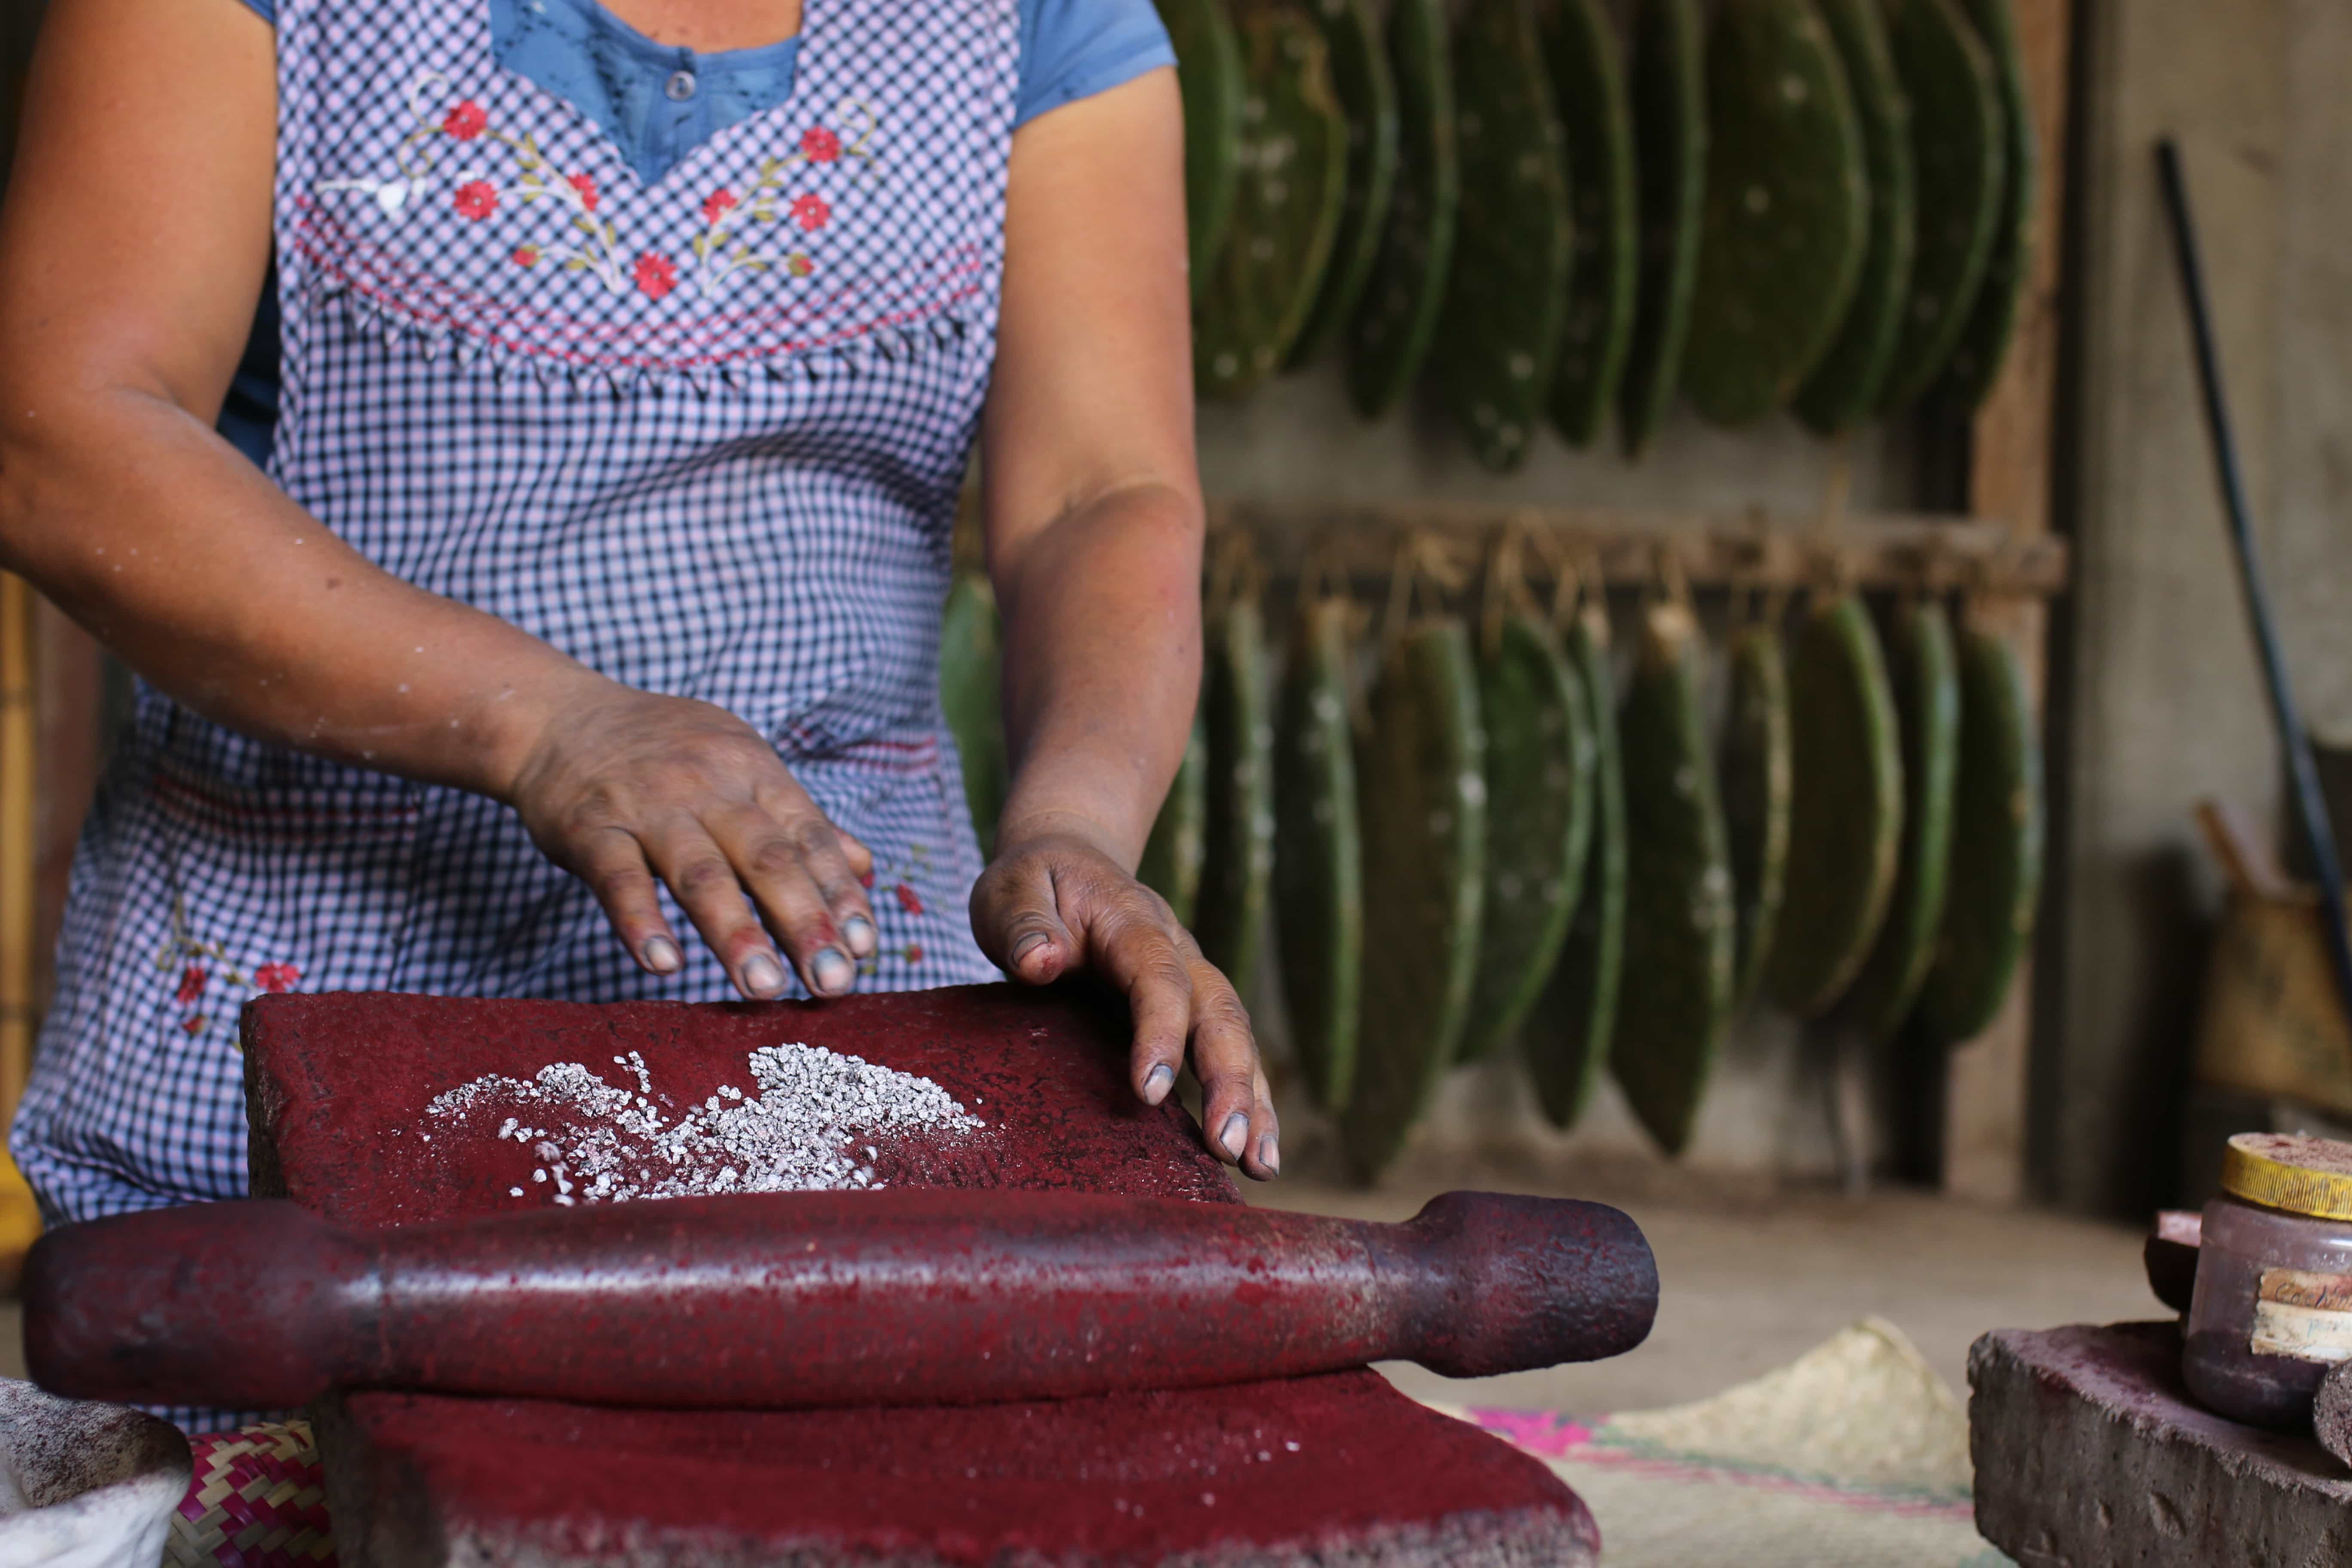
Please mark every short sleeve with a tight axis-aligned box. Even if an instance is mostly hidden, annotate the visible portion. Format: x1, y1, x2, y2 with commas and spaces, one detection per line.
1015, 0, 1176, 128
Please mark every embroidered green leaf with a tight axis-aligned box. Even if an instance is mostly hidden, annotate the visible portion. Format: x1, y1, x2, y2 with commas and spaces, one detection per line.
575, 215, 599, 236
565, 257, 590, 271
755, 208, 778, 223
522, 168, 544, 187
602, 220, 618, 246
693, 235, 710, 259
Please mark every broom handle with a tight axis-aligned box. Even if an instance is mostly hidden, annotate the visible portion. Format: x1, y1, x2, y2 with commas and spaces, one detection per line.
2157, 139, 2352, 1026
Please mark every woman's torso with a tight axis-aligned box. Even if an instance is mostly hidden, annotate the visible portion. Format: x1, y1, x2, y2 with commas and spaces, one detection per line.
15, 0, 1169, 1228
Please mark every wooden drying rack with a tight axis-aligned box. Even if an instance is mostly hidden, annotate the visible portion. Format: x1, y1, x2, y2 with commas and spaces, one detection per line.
1208, 498, 2070, 597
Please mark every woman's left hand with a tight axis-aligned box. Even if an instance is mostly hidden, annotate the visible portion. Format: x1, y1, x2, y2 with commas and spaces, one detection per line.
971, 824, 1277, 1182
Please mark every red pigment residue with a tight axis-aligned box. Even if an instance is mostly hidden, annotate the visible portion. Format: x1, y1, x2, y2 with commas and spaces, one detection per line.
342, 1370, 1582, 1561
248, 985, 1237, 1226
248, 985, 1595, 1561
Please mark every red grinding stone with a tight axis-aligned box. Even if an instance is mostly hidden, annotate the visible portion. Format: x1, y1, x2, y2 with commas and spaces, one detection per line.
243, 983, 1604, 1566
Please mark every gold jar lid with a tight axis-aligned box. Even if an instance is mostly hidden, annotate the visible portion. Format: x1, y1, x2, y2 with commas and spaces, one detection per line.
2221, 1133, 2352, 1221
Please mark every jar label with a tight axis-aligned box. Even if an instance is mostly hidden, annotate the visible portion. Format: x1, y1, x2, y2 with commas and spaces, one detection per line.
2251, 1268, 2352, 1362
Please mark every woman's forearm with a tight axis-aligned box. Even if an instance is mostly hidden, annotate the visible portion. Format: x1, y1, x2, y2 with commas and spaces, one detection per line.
989, 479, 1201, 870
0, 382, 594, 802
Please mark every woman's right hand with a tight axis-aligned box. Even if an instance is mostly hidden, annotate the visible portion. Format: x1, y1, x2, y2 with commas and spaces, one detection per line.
502, 677, 881, 999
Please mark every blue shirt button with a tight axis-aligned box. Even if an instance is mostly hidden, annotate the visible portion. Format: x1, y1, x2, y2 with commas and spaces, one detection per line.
665, 69, 698, 102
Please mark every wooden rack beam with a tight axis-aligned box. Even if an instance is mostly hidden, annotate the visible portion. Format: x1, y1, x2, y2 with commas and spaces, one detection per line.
1208, 498, 2070, 597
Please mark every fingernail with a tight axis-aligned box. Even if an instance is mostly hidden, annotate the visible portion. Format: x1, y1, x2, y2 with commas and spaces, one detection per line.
1011, 932, 1049, 967
1257, 1134, 1280, 1175
842, 916, 877, 958
742, 952, 787, 997
1143, 1063, 1176, 1105
810, 948, 853, 996
641, 935, 681, 974
1219, 1113, 1248, 1161
859, 869, 876, 889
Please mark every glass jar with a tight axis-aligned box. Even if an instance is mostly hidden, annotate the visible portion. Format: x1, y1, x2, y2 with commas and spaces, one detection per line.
2184, 1132, 2352, 1430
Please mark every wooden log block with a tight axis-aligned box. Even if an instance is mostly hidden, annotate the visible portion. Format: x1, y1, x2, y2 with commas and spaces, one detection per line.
1971, 1321, 2352, 1564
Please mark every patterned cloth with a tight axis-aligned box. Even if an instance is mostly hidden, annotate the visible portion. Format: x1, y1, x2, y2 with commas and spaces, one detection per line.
1450, 1319, 2013, 1568
168, 1424, 336, 1567
17, 0, 1018, 1237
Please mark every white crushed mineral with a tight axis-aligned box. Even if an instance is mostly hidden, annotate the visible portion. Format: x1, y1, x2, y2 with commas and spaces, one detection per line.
423, 1043, 986, 1205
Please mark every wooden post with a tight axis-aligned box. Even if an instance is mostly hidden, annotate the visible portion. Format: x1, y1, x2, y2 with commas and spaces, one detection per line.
1946, 0, 2074, 1203
0, 576, 45, 1275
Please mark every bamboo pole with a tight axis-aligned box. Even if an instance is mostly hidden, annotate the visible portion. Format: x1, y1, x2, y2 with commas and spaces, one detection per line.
0, 573, 45, 1282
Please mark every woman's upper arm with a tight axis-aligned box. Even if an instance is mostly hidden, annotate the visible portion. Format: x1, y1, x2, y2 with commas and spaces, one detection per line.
0, 0, 273, 434
979, 66, 1198, 578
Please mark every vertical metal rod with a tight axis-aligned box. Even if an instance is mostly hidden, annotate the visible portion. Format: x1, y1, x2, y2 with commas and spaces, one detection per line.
2156, 138, 2352, 1026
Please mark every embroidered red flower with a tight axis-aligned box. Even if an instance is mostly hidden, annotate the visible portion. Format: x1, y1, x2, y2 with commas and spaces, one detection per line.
633, 252, 677, 299
182, 1016, 208, 1035
786, 252, 815, 278
567, 172, 600, 212
512, 244, 540, 267
442, 100, 489, 141
894, 882, 924, 916
253, 962, 300, 995
801, 126, 841, 162
904, 943, 924, 965
175, 965, 209, 1005
701, 188, 738, 224
453, 180, 499, 220
789, 193, 832, 233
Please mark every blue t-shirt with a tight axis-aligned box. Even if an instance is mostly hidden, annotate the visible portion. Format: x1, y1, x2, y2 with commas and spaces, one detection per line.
219, 0, 1174, 465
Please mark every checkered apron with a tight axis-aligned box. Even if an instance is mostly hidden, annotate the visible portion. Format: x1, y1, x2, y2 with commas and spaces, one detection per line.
16, 0, 1015, 1229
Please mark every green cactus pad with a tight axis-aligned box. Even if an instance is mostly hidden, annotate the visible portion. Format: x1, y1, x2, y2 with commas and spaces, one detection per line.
1936, 0, 2035, 410
1460, 615, 1596, 1063
1844, 600, 1959, 1040
1720, 623, 1792, 1005
1157, 0, 1247, 298
938, 573, 1008, 859
1344, 0, 1458, 418
1761, 596, 1904, 1016
1874, 0, 2003, 413
1196, 597, 1276, 997
1793, 0, 1915, 433
1524, 605, 1626, 1129
1915, 623, 2042, 1044
1139, 713, 1210, 927
1544, 0, 1640, 446
1610, 601, 1735, 1158
1289, 0, 1401, 365
1194, 5, 1350, 400
1273, 597, 1364, 1112
1618, 0, 1707, 456
1341, 620, 1487, 1179
1430, 0, 1574, 473
1682, 0, 1870, 427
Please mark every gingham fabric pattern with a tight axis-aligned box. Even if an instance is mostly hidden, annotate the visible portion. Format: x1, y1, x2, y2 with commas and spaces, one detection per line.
15, 0, 1015, 1242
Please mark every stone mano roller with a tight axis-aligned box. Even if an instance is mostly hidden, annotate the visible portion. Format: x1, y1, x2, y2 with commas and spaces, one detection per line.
26, 1186, 1656, 1412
